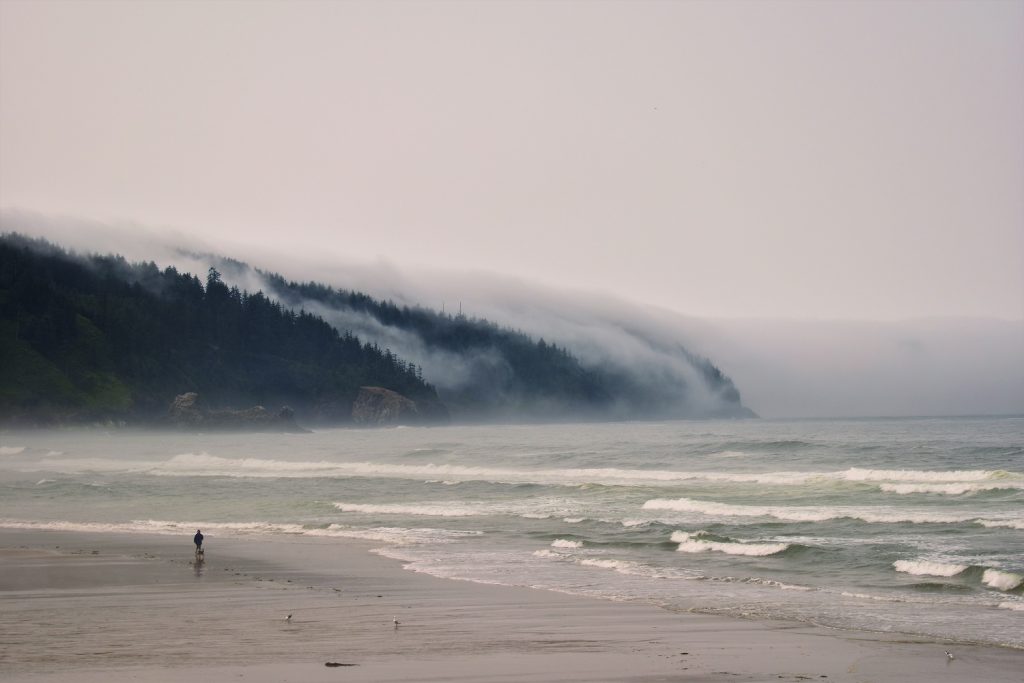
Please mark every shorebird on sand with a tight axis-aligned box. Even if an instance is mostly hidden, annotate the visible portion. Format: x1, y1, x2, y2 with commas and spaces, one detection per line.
944, 650, 954, 661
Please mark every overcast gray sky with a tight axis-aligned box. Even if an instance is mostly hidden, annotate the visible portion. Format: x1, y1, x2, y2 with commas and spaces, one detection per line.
1, 0, 1022, 321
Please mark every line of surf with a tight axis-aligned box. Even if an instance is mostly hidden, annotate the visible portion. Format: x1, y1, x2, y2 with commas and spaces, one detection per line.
642, 497, 1024, 529
24, 453, 1023, 491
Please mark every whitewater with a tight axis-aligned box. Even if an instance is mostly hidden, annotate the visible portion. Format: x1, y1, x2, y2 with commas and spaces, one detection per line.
1, 416, 1021, 647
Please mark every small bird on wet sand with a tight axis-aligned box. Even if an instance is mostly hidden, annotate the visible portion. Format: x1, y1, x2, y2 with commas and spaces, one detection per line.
944, 650, 954, 660
286, 614, 292, 623
393, 617, 400, 629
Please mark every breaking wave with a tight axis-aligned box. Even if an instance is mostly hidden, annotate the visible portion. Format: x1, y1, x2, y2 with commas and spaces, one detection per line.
642, 497, 1023, 528
841, 468, 1015, 483
982, 569, 1023, 592
671, 530, 790, 556
893, 560, 968, 577
975, 519, 1024, 530
141, 454, 825, 486
333, 502, 488, 517
332, 498, 577, 519
579, 558, 657, 577
26, 454, 1024, 501
879, 482, 1024, 495
891, 561, 1024, 592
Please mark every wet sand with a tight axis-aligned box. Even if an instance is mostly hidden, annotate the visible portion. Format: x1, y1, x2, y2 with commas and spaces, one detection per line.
1, 528, 1021, 682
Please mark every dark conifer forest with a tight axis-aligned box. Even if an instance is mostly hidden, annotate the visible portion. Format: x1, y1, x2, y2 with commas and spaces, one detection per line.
261, 272, 613, 418
0, 234, 753, 426
0, 235, 440, 424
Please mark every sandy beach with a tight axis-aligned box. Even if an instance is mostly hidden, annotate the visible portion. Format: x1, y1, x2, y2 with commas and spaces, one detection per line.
1, 528, 1020, 683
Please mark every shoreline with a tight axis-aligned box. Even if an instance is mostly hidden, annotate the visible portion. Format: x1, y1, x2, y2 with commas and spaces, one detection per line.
2, 528, 1022, 682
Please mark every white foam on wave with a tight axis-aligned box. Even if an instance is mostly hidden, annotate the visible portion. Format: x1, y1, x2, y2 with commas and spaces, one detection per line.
645, 497, 835, 522
841, 591, 905, 603
975, 519, 1024, 530
892, 560, 968, 577
842, 468, 1015, 483
149, 453, 686, 483
28, 452, 1023, 496
880, 482, 1024, 496
143, 453, 826, 486
671, 530, 789, 556
579, 558, 649, 576
308, 525, 482, 545
997, 602, 1024, 611
643, 497, 1022, 528
715, 575, 814, 591
333, 497, 576, 519
551, 539, 582, 549
575, 556, 702, 583
982, 569, 1024, 592
1, 446, 26, 455
563, 517, 585, 524
333, 502, 487, 517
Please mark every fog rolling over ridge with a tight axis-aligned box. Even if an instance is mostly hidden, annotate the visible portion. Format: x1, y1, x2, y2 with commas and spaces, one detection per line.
205, 255, 753, 421
4, 211, 1022, 420
0, 216, 751, 422
182, 251, 1024, 421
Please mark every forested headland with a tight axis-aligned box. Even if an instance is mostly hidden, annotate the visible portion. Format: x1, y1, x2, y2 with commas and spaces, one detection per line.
0, 234, 754, 427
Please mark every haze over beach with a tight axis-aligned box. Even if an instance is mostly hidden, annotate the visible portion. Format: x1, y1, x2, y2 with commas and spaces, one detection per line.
1, 1, 1022, 682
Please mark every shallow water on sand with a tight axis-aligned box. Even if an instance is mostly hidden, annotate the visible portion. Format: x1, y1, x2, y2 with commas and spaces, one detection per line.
1, 417, 1022, 647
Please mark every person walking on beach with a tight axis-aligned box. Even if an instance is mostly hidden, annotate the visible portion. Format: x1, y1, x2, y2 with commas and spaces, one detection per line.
194, 529, 204, 552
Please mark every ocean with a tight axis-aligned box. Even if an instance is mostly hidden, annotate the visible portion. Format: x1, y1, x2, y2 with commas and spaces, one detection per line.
1, 417, 1021, 648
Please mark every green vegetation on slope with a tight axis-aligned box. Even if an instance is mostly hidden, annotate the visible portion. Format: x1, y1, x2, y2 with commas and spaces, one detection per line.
264, 273, 613, 418
1, 234, 753, 425
0, 235, 443, 425
262, 273, 752, 420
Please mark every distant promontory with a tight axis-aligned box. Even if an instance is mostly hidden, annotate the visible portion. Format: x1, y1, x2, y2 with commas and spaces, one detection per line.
0, 234, 755, 428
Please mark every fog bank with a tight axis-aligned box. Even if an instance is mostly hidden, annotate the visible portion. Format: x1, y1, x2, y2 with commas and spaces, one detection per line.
4, 210, 1021, 419
683, 317, 1024, 419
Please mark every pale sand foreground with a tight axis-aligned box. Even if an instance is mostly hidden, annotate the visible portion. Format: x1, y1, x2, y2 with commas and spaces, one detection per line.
1, 530, 1021, 683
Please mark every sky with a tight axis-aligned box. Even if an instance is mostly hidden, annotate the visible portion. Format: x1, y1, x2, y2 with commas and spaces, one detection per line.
1, 0, 1022, 322
1, 1, 1022, 418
